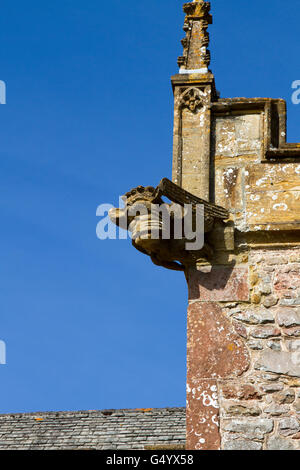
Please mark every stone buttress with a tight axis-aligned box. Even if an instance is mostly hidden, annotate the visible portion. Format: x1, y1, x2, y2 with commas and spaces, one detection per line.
174, 1, 300, 451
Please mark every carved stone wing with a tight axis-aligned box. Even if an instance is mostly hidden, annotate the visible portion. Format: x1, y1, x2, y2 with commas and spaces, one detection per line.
155, 178, 229, 221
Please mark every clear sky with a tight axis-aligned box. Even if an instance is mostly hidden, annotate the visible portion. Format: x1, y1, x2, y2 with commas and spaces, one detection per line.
0, 0, 299, 413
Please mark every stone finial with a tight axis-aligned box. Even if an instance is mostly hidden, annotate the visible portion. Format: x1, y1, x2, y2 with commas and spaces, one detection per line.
178, 1, 212, 74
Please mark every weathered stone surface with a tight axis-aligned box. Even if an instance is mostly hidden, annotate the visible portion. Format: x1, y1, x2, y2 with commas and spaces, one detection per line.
283, 327, 300, 337
268, 256, 289, 266
283, 378, 300, 387
263, 296, 278, 308
267, 436, 297, 450
251, 293, 262, 304
245, 164, 300, 231
259, 284, 272, 295
221, 383, 261, 400
180, 105, 210, 199
279, 417, 300, 437
233, 310, 274, 325
286, 339, 300, 352
215, 166, 244, 213
275, 272, 300, 294
233, 321, 247, 339
280, 299, 300, 307
293, 400, 300, 413
255, 350, 300, 377
251, 327, 281, 339
223, 439, 262, 451
250, 271, 259, 287
223, 404, 261, 417
179, 2, 212, 72
261, 373, 281, 382
223, 419, 273, 440
277, 308, 300, 327
260, 383, 284, 394
274, 389, 295, 405
267, 340, 281, 351
264, 404, 290, 416
188, 267, 249, 302
186, 247, 300, 449
248, 340, 264, 350
186, 380, 220, 451
187, 302, 250, 382
214, 114, 261, 162
187, 246, 300, 449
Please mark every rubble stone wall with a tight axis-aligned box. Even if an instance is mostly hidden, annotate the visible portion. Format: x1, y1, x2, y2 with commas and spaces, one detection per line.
187, 247, 300, 450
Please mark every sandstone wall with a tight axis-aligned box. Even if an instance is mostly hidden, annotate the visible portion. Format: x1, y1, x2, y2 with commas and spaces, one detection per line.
187, 247, 300, 450
213, 107, 300, 233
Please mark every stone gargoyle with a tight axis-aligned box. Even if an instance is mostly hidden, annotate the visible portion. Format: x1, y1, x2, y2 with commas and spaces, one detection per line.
109, 178, 231, 271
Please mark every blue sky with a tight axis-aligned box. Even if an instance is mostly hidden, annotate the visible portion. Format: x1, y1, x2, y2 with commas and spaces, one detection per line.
0, 0, 299, 413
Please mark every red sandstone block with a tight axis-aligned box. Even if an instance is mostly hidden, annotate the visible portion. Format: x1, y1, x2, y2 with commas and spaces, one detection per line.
186, 379, 220, 451
188, 266, 249, 301
233, 320, 248, 339
274, 272, 300, 294
220, 383, 262, 400
187, 302, 250, 382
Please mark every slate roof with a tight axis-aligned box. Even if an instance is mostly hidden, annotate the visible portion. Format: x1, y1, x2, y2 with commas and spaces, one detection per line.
0, 407, 186, 450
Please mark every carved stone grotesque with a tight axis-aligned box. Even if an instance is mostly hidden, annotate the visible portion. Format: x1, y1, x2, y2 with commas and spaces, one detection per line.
109, 178, 230, 271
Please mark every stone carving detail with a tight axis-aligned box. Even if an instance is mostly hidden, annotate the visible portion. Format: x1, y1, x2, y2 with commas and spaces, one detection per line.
109, 178, 230, 272
178, 1, 212, 71
177, 56, 186, 68
180, 88, 204, 112
183, 1, 212, 19
181, 37, 188, 49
